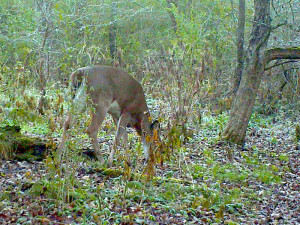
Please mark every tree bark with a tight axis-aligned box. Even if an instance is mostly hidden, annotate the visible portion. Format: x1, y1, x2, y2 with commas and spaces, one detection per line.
233, 0, 245, 94
223, 0, 271, 144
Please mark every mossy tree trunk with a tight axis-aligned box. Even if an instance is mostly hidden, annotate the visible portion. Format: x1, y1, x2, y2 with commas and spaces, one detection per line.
223, 0, 271, 144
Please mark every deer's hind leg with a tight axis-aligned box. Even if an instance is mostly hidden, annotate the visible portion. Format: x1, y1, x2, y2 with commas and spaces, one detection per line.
86, 102, 110, 164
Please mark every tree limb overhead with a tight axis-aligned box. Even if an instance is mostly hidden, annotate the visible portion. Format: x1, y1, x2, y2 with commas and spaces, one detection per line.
264, 47, 300, 63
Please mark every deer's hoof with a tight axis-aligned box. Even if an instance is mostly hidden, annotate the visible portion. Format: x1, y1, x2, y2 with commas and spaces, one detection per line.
107, 161, 113, 168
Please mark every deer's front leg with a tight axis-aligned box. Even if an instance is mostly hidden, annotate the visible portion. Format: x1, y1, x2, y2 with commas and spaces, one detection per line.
141, 136, 150, 162
108, 113, 130, 167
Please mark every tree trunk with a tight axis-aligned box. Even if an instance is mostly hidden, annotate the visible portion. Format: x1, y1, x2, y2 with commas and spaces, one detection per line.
109, 2, 117, 60
223, 0, 271, 144
233, 0, 245, 93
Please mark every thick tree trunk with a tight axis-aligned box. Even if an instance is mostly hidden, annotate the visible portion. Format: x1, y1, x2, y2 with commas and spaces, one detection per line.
233, 0, 245, 93
223, 0, 271, 144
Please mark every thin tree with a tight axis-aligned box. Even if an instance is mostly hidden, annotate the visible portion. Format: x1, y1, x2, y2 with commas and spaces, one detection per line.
34, 0, 53, 114
233, 0, 245, 93
109, 2, 117, 61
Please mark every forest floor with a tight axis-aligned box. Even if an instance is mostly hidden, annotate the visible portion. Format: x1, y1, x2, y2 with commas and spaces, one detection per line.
0, 102, 299, 224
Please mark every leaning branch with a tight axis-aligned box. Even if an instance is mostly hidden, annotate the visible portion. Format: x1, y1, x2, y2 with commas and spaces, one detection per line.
264, 47, 300, 63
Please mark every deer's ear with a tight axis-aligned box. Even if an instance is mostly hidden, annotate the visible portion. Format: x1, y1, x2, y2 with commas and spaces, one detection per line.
150, 120, 160, 131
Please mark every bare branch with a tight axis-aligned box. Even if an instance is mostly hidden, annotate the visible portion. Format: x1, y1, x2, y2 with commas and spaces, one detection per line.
271, 21, 287, 31
264, 60, 297, 71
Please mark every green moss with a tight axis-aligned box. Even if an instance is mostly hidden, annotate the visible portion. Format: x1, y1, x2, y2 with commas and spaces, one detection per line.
296, 124, 300, 141
266, 47, 300, 51
14, 150, 44, 161
100, 168, 123, 177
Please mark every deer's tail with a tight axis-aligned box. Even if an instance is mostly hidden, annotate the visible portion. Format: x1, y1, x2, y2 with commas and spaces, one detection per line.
70, 69, 84, 99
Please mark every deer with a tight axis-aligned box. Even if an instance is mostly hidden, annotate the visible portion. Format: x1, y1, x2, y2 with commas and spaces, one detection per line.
58, 65, 159, 166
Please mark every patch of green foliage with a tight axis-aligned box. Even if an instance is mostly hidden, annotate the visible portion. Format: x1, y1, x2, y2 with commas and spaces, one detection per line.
211, 164, 248, 182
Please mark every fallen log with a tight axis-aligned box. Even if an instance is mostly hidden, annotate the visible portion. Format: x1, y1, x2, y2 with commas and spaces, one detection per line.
0, 125, 48, 161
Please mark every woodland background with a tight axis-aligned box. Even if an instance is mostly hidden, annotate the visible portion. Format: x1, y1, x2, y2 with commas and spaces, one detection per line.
0, 0, 299, 224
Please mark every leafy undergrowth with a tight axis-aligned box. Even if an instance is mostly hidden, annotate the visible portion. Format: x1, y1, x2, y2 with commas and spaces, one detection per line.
0, 101, 299, 224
